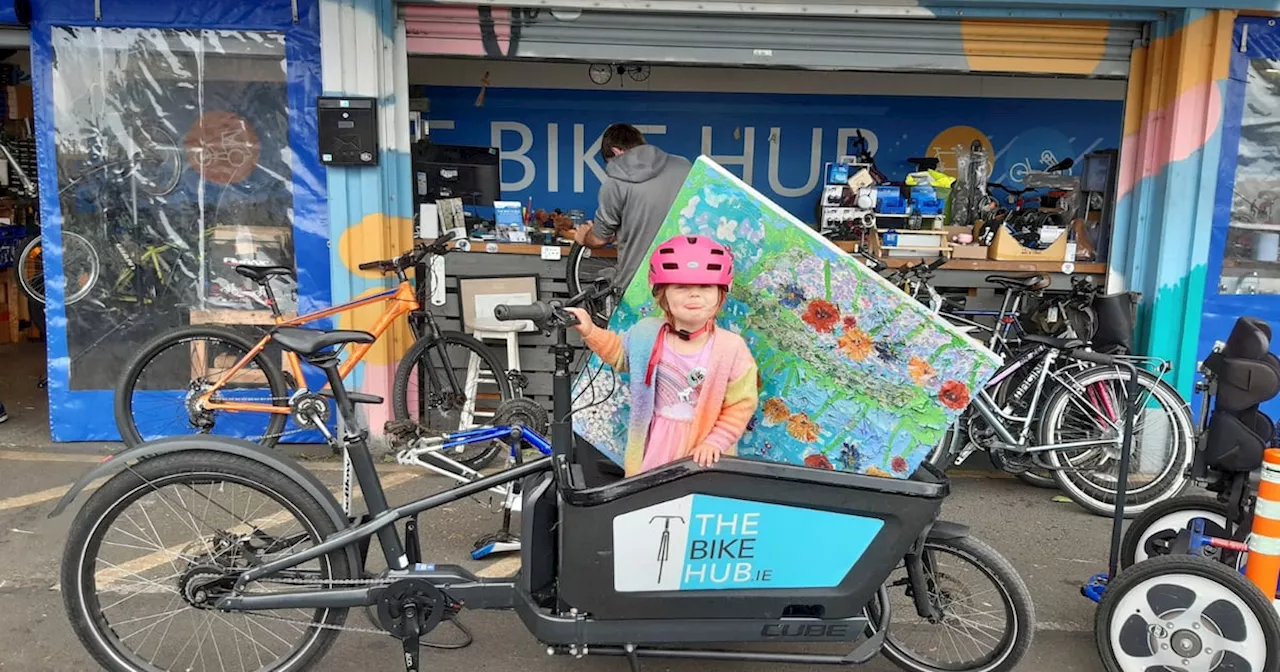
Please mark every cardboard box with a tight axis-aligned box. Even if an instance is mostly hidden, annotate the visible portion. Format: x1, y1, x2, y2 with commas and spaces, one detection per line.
987, 226, 1069, 262
950, 244, 988, 260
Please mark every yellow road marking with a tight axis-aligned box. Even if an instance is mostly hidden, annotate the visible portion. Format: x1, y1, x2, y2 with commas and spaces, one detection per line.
96, 471, 419, 590
0, 449, 103, 464
0, 477, 107, 512
475, 555, 521, 579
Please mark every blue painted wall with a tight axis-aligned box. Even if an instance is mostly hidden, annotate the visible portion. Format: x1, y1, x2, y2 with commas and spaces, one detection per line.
420, 85, 1124, 221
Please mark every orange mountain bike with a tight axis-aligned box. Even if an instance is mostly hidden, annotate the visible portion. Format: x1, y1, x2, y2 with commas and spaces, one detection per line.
113, 232, 514, 453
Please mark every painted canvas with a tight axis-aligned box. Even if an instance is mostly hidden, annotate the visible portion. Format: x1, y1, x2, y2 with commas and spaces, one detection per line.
572, 157, 1001, 478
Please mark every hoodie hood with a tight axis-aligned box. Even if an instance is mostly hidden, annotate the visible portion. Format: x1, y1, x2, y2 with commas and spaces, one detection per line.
605, 144, 671, 183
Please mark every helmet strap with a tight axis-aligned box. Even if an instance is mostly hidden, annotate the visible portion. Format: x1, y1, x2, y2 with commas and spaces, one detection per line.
645, 321, 715, 386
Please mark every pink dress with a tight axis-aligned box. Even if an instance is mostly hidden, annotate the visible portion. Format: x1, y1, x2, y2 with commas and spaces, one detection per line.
643, 333, 716, 471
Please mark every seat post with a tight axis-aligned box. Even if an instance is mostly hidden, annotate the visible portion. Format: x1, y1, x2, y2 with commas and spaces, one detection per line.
313, 354, 409, 569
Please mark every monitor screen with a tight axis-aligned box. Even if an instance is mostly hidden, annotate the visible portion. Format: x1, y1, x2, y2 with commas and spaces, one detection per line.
414, 144, 502, 220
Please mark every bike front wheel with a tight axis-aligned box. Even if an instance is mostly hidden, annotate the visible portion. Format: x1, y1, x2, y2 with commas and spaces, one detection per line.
876, 534, 1035, 672
565, 242, 618, 328
1039, 366, 1193, 518
62, 450, 352, 672
392, 331, 514, 469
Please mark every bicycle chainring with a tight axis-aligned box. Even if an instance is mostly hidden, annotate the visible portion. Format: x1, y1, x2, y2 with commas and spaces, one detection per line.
493, 397, 550, 436
290, 392, 331, 427
376, 579, 455, 638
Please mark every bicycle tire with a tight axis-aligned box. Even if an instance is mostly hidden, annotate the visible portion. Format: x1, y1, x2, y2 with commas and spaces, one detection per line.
1120, 495, 1232, 569
391, 331, 513, 470
1038, 366, 1193, 518
62, 450, 350, 672
877, 535, 1035, 672
17, 231, 101, 305
115, 325, 290, 448
566, 241, 618, 328
1094, 554, 1280, 672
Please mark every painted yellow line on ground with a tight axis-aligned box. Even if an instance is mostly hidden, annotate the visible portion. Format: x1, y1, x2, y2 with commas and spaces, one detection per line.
96, 470, 419, 590
949, 469, 1014, 480
475, 555, 521, 579
0, 477, 107, 512
0, 449, 104, 464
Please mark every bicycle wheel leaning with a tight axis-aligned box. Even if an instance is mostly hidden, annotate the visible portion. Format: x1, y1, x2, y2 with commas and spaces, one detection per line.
17, 231, 101, 305
565, 242, 618, 328
391, 332, 514, 469
62, 450, 351, 672
1038, 366, 1193, 518
115, 325, 290, 448
875, 535, 1035, 672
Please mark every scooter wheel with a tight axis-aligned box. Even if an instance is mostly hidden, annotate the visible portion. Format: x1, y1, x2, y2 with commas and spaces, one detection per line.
1095, 555, 1280, 672
1119, 496, 1232, 569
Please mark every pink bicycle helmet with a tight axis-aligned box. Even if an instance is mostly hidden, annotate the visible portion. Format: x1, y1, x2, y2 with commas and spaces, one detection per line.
647, 235, 735, 290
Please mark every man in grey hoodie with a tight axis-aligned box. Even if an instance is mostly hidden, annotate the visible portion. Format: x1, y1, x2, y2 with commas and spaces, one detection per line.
575, 123, 693, 293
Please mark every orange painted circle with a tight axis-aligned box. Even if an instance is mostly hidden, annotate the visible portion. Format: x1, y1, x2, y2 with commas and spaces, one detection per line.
925, 126, 994, 176
184, 111, 261, 185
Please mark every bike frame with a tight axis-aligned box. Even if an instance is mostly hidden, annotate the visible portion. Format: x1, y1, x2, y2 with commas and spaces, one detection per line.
200, 281, 421, 414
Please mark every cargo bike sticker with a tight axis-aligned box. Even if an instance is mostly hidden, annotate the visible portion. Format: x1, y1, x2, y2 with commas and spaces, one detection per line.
613, 495, 885, 592
573, 156, 1001, 479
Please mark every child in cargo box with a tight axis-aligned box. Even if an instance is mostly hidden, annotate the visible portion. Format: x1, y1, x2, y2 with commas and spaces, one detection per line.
566, 235, 759, 477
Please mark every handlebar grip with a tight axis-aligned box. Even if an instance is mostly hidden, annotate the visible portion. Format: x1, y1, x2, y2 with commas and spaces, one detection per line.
927, 257, 947, 271
435, 230, 458, 244
1068, 349, 1117, 366
494, 302, 552, 323
358, 260, 383, 271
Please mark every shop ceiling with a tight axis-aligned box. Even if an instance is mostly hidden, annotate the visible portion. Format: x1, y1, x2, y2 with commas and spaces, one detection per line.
401, 3, 1144, 78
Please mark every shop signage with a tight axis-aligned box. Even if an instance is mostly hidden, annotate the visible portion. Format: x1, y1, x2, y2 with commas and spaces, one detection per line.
420, 86, 1122, 221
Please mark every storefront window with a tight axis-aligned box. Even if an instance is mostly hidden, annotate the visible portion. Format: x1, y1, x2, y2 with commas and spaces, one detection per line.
1220, 58, 1280, 295
51, 27, 294, 390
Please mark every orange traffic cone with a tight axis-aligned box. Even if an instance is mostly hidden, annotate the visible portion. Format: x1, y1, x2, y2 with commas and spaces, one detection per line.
1246, 448, 1280, 603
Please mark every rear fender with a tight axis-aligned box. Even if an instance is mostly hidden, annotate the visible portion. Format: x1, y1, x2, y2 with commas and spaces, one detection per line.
48, 436, 350, 536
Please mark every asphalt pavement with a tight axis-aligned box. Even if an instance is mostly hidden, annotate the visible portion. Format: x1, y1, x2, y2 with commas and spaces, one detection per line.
0, 340, 1112, 671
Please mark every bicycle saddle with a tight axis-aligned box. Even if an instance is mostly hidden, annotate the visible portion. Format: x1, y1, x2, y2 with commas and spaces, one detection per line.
235, 264, 295, 283
1021, 333, 1084, 350
985, 274, 1050, 291
272, 327, 374, 356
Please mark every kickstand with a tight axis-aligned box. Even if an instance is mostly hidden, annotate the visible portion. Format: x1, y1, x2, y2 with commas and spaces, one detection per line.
625, 646, 642, 672
402, 605, 422, 672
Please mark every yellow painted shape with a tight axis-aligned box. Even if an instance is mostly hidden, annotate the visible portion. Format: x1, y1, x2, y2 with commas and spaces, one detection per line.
1123, 11, 1236, 137
925, 126, 994, 176
336, 212, 417, 366
961, 20, 1108, 75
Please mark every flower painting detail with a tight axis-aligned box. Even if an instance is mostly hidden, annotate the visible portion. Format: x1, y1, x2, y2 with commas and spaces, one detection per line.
571, 157, 1001, 479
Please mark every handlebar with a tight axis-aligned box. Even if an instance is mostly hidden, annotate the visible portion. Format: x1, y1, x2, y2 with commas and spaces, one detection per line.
987, 183, 1036, 197
493, 276, 616, 330
357, 230, 459, 274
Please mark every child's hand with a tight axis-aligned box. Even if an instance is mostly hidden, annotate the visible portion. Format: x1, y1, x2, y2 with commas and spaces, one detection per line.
691, 443, 722, 468
564, 307, 593, 335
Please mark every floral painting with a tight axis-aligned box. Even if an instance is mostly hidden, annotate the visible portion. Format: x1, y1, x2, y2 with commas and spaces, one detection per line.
571, 157, 1001, 479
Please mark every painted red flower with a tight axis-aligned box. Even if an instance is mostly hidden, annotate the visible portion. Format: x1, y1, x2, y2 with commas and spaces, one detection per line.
842, 315, 858, 331
802, 299, 840, 333
939, 380, 971, 410
804, 453, 835, 470
891, 456, 909, 473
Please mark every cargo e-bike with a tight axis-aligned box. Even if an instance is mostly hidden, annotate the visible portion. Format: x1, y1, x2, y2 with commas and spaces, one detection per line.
50, 286, 1035, 672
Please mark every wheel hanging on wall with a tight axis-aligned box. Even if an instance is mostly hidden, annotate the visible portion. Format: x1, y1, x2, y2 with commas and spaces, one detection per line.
1094, 554, 1280, 672
626, 64, 651, 82
588, 63, 613, 86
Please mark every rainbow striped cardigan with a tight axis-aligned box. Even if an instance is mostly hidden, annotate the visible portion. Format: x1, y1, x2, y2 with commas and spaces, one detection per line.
582, 317, 760, 477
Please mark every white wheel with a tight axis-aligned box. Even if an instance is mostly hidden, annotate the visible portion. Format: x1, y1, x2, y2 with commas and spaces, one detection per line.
1095, 555, 1280, 672
1120, 496, 1234, 568
16, 231, 101, 305
1039, 366, 1193, 517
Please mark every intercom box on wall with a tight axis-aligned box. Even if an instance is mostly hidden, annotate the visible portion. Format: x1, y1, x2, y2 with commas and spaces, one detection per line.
317, 97, 378, 166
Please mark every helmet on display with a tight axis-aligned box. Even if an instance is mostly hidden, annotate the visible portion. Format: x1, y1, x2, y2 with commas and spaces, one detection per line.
647, 235, 735, 290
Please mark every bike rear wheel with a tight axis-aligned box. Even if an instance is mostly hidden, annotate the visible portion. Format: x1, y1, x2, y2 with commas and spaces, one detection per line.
1039, 366, 1192, 517
392, 331, 513, 469
115, 325, 290, 447
62, 450, 351, 672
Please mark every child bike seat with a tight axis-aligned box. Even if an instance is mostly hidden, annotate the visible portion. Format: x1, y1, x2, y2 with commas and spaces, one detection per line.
1198, 317, 1280, 477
